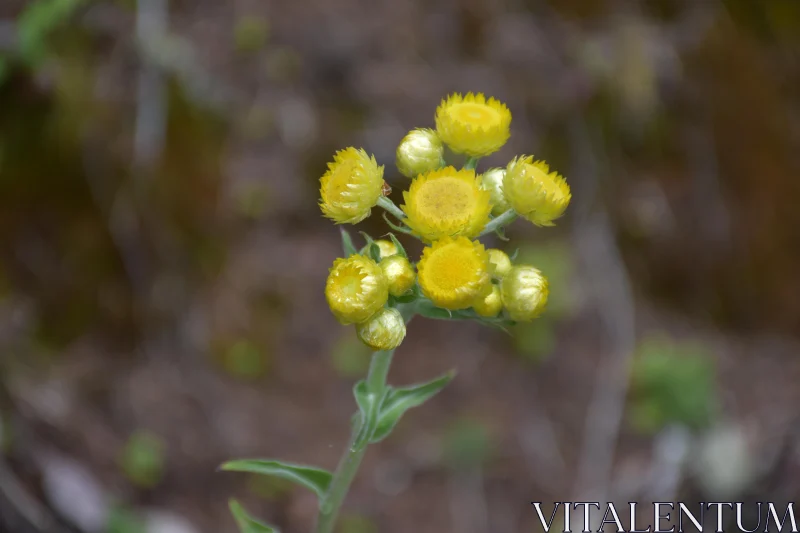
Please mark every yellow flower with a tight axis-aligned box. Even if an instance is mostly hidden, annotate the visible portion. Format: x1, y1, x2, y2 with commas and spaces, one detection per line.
401, 166, 492, 242
472, 284, 503, 317
325, 255, 388, 324
500, 265, 548, 321
374, 239, 398, 259
435, 92, 511, 157
356, 307, 406, 350
417, 236, 491, 310
379, 255, 416, 296
396, 128, 443, 178
479, 167, 511, 216
319, 147, 384, 224
487, 249, 512, 279
503, 156, 571, 227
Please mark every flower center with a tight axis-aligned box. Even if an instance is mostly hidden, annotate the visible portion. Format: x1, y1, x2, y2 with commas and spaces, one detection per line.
450, 103, 501, 127
425, 243, 481, 291
415, 177, 475, 222
333, 267, 365, 299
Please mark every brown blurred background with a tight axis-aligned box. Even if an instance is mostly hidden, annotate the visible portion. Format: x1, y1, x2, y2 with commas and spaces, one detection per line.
0, 0, 799, 532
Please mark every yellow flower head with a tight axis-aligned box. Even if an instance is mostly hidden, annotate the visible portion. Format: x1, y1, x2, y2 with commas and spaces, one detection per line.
379, 255, 416, 296
435, 92, 511, 157
487, 248, 512, 279
356, 307, 406, 351
401, 166, 492, 242
479, 167, 511, 216
374, 239, 398, 259
500, 265, 549, 321
396, 128, 444, 178
319, 147, 384, 224
472, 284, 503, 317
325, 255, 388, 324
417, 236, 491, 310
503, 156, 571, 227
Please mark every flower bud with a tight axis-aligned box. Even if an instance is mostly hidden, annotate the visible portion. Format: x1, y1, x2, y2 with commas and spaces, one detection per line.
325, 255, 389, 324
396, 128, 444, 178
479, 168, 510, 216
472, 284, 503, 317
379, 255, 416, 297
504, 155, 571, 227
375, 239, 398, 259
356, 307, 406, 350
487, 249, 512, 279
320, 147, 385, 224
500, 265, 548, 321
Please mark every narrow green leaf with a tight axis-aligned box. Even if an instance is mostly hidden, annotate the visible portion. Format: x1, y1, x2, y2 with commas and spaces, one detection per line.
229, 500, 277, 533
371, 372, 455, 443
387, 233, 408, 259
220, 460, 332, 499
451, 308, 516, 332
382, 212, 415, 236
341, 228, 357, 257
414, 298, 454, 320
352, 380, 386, 449
509, 248, 520, 262
357, 232, 382, 262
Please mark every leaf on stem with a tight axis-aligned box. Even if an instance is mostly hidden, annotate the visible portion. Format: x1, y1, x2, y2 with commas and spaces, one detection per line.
220, 460, 332, 499
340, 228, 357, 257
414, 298, 454, 320
387, 232, 409, 259
357, 232, 382, 262
229, 500, 277, 533
371, 372, 456, 443
352, 380, 387, 449
382, 212, 416, 236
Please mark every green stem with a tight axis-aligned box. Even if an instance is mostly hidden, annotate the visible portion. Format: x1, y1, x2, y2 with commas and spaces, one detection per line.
479, 209, 518, 237
464, 156, 480, 171
377, 196, 406, 220
314, 349, 395, 533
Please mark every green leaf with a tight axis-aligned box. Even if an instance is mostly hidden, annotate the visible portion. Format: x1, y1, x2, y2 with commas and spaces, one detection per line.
451, 308, 515, 332
357, 232, 382, 262
220, 460, 332, 500
387, 233, 408, 259
341, 228, 357, 257
509, 248, 519, 262
382, 212, 415, 236
229, 500, 277, 533
371, 372, 455, 443
352, 380, 386, 449
414, 298, 454, 320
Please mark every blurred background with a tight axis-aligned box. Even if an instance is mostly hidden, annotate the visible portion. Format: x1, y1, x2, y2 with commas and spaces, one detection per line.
0, 0, 799, 532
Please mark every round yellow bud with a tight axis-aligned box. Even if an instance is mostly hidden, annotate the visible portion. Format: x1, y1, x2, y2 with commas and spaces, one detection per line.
375, 239, 398, 259
435, 92, 512, 157
396, 128, 444, 178
503, 155, 571, 227
379, 255, 416, 296
479, 168, 511, 216
472, 284, 503, 317
417, 236, 491, 310
356, 307, 406, 351
319, 147, 385, 224
501, 265, 549, 321
325, 255, 389, 324
487, 249, 512, 279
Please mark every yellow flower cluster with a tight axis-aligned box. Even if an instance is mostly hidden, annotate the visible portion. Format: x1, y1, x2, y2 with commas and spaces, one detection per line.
318, 93, 571, 351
